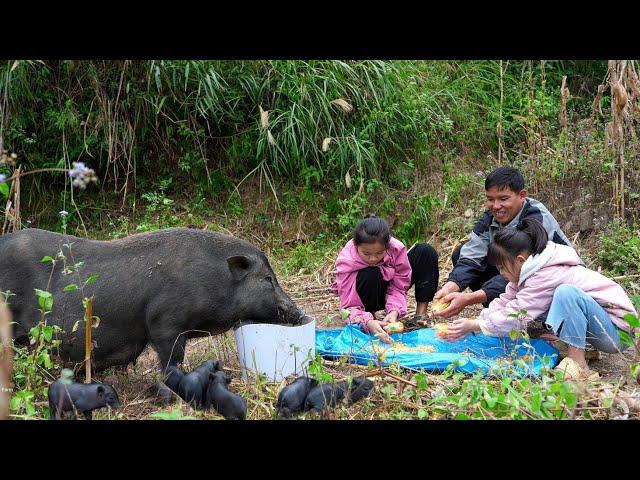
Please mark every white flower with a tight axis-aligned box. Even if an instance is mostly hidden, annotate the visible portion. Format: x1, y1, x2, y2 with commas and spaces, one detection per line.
59, 210, 69, 217
0, 174, 6, 183
68, 162, 97, 189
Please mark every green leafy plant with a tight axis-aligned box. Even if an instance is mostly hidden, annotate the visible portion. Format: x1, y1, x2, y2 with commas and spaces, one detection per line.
599, 223, 640, 278
10, 290, 63, 419
150, 408, 197, 420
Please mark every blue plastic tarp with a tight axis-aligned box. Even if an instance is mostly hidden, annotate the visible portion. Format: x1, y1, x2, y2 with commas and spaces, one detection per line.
316, 324, 560, 376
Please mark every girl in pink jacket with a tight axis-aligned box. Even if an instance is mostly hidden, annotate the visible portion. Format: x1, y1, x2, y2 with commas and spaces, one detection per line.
332, 214, 439, 343
446, 217, 637, 380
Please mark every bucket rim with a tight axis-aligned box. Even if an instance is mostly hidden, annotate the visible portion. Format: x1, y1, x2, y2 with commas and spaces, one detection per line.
234, 315, 316, 331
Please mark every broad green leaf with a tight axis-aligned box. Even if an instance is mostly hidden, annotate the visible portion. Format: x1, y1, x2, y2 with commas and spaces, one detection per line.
414, 372, 427, 391
29, 326, 40, 339
483, 391, 497, 408
40, 256, 54, 263
623, 313, 639, 328
618, 330, 633, 346
34, 289, 53, 311
10, 396, 21, 411
63, 284, 78, 292
0, 182, 9, 198
84, 274, 99, 286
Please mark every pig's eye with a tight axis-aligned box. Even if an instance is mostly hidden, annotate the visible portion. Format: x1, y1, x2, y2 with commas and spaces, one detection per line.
265, 275, 274, 284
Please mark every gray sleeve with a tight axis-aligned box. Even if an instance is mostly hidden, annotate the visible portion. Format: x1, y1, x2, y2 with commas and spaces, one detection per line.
448, 230, 491, 291
542, 214, 572, 248
459, 230, 490, 265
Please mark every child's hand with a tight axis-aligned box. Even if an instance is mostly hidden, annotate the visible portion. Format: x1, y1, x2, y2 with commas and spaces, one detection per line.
445, 317, 479, 342
382, 310, 399, 324
366, 319, 393, 344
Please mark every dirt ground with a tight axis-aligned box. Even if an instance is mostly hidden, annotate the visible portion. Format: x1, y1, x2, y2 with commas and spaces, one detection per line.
92, 240, 638, 420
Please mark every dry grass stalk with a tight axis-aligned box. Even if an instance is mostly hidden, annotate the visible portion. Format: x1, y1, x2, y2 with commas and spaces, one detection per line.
2, 166, 21, 235
591, 84, 606, 119
608, 60, 627, 218
559, 75, 570, 133
330, 98, 354, 113
259, 105, 269, 128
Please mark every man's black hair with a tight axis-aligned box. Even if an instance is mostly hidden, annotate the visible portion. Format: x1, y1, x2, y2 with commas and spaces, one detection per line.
485, 166, 525, 193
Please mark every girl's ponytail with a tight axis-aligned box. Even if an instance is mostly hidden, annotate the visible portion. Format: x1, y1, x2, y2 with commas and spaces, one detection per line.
488, 218, 548, 266
518, 217, 548, 255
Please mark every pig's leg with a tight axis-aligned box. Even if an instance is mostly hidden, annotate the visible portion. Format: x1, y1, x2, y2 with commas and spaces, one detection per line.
150, 328, 187, 371
48, 398, 59, 420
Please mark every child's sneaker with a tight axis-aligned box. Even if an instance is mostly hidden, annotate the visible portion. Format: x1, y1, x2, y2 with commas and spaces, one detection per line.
554, 357, 600, 382
401, 314, 432, 331
540, 334, 602, 360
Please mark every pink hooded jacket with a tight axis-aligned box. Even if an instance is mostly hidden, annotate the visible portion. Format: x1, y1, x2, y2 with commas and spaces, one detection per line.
331, 237, 412, 331
478, 241, 638, 336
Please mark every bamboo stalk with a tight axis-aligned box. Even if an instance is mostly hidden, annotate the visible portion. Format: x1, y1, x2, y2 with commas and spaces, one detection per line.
85, 296, 93, 384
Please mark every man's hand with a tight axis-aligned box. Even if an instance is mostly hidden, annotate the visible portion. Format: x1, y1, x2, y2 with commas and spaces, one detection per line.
366, 319, 393, 344
434, 281, 460, 301
445, 317, 480, 342
435, 292, 470, 318
436, 289, 488, 318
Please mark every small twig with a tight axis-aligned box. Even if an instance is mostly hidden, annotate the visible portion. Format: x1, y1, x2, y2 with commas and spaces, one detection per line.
383, 370, 418, 389
611, 274, 640, 281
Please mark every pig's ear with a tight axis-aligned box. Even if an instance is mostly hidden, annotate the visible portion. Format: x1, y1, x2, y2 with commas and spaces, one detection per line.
227, 255, 255, 281
97, 385, 105, 399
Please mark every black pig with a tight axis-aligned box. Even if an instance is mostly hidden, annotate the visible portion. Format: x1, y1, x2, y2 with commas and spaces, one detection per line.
1, 228, 304, 377
204, 371, 247, 420
156, 365, 185, 405
275, 376, 318, 418
304, 382, 347, 414
347, 376, 374, 405
178, 360, 220, 408
305, 376, 374, 414
48, 380, 121, 420
163, 365, 185, 393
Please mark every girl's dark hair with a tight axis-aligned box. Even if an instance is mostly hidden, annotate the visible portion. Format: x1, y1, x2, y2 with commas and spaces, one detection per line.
353, 213, 391, 246
487, 217, 548, 267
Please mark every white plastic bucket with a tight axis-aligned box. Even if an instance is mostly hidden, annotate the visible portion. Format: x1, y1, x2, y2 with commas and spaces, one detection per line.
234, 316, 316, 382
